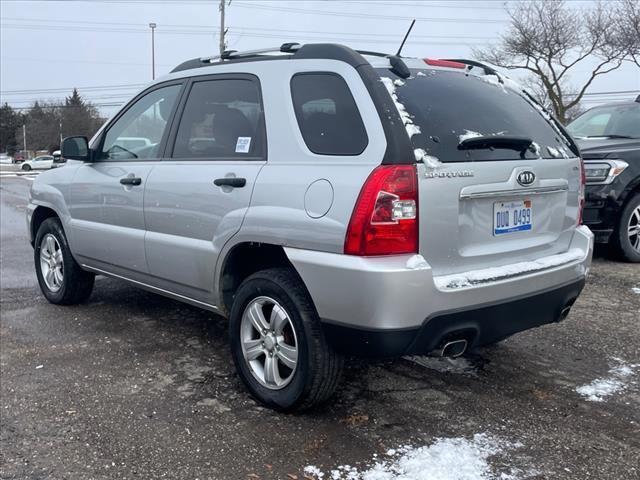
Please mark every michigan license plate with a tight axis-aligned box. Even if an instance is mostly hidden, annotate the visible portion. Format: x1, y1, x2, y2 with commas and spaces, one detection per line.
493, 200, 532, 235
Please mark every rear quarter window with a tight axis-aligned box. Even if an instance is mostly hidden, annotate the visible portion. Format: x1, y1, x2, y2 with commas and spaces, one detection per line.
290, 72, 368, 156
377, 68, 577, 163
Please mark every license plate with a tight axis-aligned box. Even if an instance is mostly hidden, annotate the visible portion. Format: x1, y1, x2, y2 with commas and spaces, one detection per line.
493, 200, 532, 235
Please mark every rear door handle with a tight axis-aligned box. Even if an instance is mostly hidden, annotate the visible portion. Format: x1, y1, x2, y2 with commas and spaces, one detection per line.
120, 177, 142, 186
214, 177, 246, 188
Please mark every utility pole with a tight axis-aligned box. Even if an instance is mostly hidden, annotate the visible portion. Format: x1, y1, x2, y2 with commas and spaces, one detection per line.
219, 0, 226, 57
149, 22, 157, 80
22, 124, 27, 154
59, 120, 63, 146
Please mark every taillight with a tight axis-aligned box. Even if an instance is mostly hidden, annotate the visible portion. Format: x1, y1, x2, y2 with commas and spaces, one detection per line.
344, 165, 418, 256
578, 157, 586, 225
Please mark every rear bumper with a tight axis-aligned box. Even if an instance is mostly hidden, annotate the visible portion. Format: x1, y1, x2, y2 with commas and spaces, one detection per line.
285, 225, 593, 356
322, 278, 585, 357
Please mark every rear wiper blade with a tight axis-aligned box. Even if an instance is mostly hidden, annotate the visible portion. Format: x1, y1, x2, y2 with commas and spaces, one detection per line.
458, 135, 533, 151
585, 134, 634, 139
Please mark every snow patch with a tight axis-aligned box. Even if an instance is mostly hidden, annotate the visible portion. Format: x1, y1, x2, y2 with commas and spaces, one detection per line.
305, 465, 325, 479
632, 287, 640, 294
530, 142, 541, 157
458, 129, 483, 143
380, 77, 421, 141
305, 434, 529, 480
434, 249, 584, 290
576, 359, 639, 402
405, 254, 429, 270
413, 148, 442, 168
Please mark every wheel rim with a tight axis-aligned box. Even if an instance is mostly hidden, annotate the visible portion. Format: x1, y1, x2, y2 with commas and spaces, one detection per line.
40, 234, 64, 292
628, 205, 640, 254
240, 296, 299, 390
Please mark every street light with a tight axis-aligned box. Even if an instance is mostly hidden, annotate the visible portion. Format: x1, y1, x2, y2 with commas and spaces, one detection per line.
149, 22, 157, 80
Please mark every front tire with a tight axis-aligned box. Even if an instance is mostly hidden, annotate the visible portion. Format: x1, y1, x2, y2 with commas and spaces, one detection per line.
612, 193, 640, 263
229, 268, 343, 411
34, 217, 95, 304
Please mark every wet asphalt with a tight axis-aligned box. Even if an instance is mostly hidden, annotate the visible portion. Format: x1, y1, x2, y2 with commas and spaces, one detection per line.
1, 175, 639, 480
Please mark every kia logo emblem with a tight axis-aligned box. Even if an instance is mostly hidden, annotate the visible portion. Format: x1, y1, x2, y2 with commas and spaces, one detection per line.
517, 171, 536, 186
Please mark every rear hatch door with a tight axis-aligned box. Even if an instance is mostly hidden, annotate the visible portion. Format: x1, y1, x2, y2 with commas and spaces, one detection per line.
377, 66, 582, 276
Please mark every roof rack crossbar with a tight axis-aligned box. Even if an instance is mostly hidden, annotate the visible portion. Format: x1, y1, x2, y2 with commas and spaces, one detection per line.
201, 43, 301, 63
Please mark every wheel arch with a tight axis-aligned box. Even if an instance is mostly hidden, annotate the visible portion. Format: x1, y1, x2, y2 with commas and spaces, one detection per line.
30, 205, 61, 246
217, 242, 299, 316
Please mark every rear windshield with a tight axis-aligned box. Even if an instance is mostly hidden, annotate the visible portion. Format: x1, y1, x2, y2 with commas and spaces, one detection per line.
376, 68, 578, 163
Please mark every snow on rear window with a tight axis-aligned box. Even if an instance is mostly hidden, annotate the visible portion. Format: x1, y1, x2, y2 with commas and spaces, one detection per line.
377, 68, 578, 163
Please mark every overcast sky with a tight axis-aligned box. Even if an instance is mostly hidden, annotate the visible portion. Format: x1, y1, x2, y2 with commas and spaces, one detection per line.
1, 0, 639, 116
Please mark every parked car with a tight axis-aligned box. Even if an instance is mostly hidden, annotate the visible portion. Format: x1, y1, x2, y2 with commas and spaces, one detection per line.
52, 150, 66, 167
27, 44, 593, 411
566, 98, 640, 262
0, 153, 12, 164
12, 151, 28, 163
21, 155, 54, 171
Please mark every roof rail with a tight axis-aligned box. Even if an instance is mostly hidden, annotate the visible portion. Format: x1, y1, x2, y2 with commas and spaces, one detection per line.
171, 43, 301, 73
356, 50, 410, 79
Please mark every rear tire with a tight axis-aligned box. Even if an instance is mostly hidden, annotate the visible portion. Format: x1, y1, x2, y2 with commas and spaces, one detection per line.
22, 164, 31, 171
229, 267, 343, 411
612, 193, 640, 263
34, 217, 95, 304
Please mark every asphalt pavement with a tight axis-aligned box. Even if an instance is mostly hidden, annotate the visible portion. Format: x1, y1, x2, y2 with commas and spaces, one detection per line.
1, 175, 639, 480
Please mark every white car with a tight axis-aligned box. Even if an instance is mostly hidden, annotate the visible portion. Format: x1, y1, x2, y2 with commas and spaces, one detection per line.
0, 153, 12, 164
21, 155, 54, 171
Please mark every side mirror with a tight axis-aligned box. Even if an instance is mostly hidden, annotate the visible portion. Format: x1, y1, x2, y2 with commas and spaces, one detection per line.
61, 136, 90, 161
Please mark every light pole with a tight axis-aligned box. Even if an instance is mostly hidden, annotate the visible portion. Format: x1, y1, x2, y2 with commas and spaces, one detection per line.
149, 22, 157, 80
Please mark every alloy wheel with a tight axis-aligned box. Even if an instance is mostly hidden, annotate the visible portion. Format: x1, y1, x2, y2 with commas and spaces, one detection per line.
40, 234, 64, 292
628, 205, 640, 253
240, 296, 299, 390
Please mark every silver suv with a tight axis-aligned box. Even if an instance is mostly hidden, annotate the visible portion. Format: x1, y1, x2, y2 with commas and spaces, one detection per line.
27, 44, 593, 411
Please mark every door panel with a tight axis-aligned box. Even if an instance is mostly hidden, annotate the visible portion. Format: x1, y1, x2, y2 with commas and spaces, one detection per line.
69, 162, 154, 273
143, 162, 263, 296
67, 82, 183, 274
142, 75, 267, 303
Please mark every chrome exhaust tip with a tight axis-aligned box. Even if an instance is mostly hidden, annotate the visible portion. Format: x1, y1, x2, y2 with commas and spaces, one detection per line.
431, 339, 468, 358
559, 306, 572, 321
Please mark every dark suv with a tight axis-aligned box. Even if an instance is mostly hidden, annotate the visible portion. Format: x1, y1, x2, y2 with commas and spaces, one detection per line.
567, 98, 640, 262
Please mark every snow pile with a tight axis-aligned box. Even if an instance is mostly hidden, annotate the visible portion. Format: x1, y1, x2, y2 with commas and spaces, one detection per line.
406, 254, 429, 270
576, 359, 639, 402
458, 129, 483, 143
305, 465, 325, 479
380, 77, 421, 139
305, 434, 527, 480
631, 287, 640, 294
434, 249, 584, 290
414, 148, 443, 168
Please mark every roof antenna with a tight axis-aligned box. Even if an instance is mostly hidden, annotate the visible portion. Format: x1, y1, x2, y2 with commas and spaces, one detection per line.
396, 19, 416, 57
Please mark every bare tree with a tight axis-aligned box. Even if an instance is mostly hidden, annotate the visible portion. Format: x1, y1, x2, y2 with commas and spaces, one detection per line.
615, 0, 640, 66
474, 0, 640, 124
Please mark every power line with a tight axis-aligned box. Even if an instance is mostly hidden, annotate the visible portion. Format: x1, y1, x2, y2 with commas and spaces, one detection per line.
1, 83, 145, 95
1, 17, 500, 40
233, 2, 508, 23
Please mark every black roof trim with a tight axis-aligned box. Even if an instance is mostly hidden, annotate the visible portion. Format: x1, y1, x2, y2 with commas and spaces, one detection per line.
443, 58, 499, 77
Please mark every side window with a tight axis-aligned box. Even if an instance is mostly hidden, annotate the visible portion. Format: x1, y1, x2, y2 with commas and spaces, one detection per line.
172, 79, 265, 159
100, 84, 181, 161
290, 73, 368, 156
